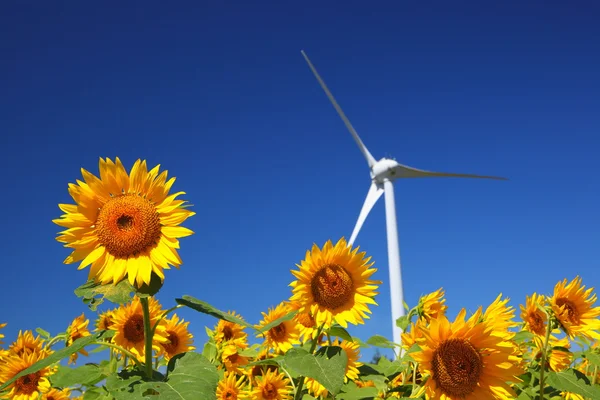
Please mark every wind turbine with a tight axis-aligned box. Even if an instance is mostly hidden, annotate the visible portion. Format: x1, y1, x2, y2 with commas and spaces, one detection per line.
300, 50, 507, 355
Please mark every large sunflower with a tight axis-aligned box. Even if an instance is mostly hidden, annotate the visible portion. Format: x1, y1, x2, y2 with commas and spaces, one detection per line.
0, 351, 52, 400
53, 157, 195, 287
216, 371, 246, 400
289, 238, 380, 329
550, 276, 600, 340
66, 313, 92, 364
111, 297, 168, 359
248, 369, 292, 400
412, 308, 523, 400
255, 302, 300, 354
520, 293, 548, 336
158, 313, 195, 360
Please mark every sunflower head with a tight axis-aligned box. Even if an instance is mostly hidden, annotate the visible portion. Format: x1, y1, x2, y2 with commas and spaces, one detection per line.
0, 351, 52, 400
246, 348, 279, 384
42, 387, 71, 400
255, 302, 300, 354
53, 157, 195, 287
401, 319, 425, 353
289, 238, 380, 329
288, 300, 318, 343
214, 311, 248, 347
417, 288, 447, 323
249, 369, 293, 400
96, 309, 115, 332
550, 276, 600, 340
520, 292, 548, 336
216, 371, 247, 400
66, 313, 92, 364
9, 330, 49, 358
221, 342, 250, 375
158, 313, 195, 361
481, 294, 518, 339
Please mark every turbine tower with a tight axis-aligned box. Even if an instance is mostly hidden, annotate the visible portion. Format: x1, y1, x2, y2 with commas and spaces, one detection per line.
300, 50, 507, 355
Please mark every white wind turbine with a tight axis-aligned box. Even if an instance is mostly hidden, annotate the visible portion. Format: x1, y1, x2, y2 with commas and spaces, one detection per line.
301, 50, 507, 355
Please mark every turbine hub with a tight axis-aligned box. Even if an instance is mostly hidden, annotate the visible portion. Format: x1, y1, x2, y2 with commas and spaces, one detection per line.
371, 158, 401, 183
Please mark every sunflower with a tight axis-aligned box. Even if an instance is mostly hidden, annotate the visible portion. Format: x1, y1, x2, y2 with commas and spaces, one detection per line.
0, 351, 52, 400
53, 157, 195, 287
401, 319, 425, 353
417, 288, 447, 323
289, 238, 380, 329
288, 300, 318, 343
111, 297, 168, 359
214, 311, 248, 347
255, 302, 300, 354
96, 309, 115, 331
9, 330, 48, 358
520, 293, 548, 336
158, 313, 195, 360
550, 276, 600, 340
66, 313, 92, 364
246, 348, 279, 384
248, 369, 292, 400
221, 342, 250, 375
216, 371, 247, 400
482, 294, 518, 339
529, 335, 572, 372
412, 308, 523, 400
562, 392, 585, 400
41, 387, 71, 400
305, 338, 363, 398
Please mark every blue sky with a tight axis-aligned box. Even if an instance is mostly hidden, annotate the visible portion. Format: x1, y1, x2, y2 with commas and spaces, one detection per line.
1, 1, 598, 362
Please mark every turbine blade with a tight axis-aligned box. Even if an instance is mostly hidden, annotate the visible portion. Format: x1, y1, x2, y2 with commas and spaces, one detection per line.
301, 50, 377, 167
349, 182, 384, 246
392, 163, 509, 180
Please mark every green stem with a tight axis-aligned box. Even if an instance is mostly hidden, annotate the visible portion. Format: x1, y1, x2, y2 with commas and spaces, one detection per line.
47, 334, 67, 348
539, 316, 552, 400
294, 324, 325, 400
593, 366, 598, 385
141, 297, 154, 380
94, 342, 143, 370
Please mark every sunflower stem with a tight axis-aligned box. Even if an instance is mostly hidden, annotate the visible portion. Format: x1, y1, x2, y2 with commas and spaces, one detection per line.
593, 366, 598, 385
294, 324, 325, 400
539, 313, 553, 400
95, 342, 143, 370
141, 297, 154, 379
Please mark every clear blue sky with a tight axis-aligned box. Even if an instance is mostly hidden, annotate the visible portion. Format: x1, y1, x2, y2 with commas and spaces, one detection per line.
1, 1, 598, 362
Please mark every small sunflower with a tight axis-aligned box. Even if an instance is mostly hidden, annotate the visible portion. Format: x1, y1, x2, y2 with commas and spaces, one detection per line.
562, 391, 585, 400
550, 276, 600, 340
216, 371, 247, 400
412, 308, 523, 400
214, 311, 248, 347
289, 238, 380, 329
221, 342, 250, 375
401, 319, 425, 353
417, 288, 447, 323
66, 313, 92, 364
158, 313, 195, 360
288, 300, 318, 343
520, 293, 548, 336
111, 297, 168, 359
41, 387, 71, 400
53, 157, 195, 287
482, 294, 518, 339
0, 351, 52, 400
9, 330, 49, 358
246, 348, 278, 384
249, 369, 293, 400
96, 309, 115, 331
255, 302, 300, 354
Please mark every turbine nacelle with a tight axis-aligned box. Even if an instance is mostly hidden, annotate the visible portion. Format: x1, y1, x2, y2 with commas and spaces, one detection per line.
371, 158, 402, 183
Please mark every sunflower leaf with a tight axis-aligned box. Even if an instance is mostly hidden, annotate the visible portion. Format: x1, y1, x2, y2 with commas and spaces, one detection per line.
513, 331, 535, 343
366, 335, 398, 349
74, 279, 134, 310
175, 295, 253, 329
0, 330, 114, 391
328, 326, 353, 342
545, 369, 600, 399
284, 346, 347, 395
50, 364, 105, 387
35, 328, 51, 340
577, 350, 600, 367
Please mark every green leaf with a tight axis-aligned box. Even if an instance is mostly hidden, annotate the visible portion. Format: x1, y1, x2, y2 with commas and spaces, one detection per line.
50, 364, 105, 387
0, 330, 114, 391
328, 326, 353, 342
74, 279, 134, 310
105, 369, 147, 400
202, 340, 217, 363
366, 335, 397, 349
580, 350, 600, 367
395, 315, 411, 331
255, 310, 297, 334
545, 369, 600, 399
35, 328, 51, 340
352, 336, 371, 348
338, 386, 380, 400
513, 331, 535, 343
284, 346, 348, 395
83, 387, 113, 400
176, 296, 253, 329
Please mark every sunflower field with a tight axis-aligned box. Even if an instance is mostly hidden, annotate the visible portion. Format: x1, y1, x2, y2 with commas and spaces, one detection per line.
1, 157, 600, 400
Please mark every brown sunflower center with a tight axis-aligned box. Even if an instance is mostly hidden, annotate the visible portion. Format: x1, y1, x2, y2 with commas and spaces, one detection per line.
262, 382, 278, 399
310, 264, 354, 310
96, 194, 161, 258
269, 324, 287, 341
296, 311, 316, 329
162, 330, 180, 354
123, 314, 145, 343
556, 298, 580, 325
431, 338, 483, 398
223, 389, 237, 399
100, 316, 113, 330
15, 372, 41, 395
222, 326, 234, 341
528, 311, 546, 335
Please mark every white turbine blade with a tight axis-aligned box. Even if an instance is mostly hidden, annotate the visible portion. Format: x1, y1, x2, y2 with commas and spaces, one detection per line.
301, 50, 377, 167
392, 163, 509, 180
348, 182, 384, 246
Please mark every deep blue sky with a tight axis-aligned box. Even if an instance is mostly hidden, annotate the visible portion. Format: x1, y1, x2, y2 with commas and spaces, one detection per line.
1, 1, 598, 362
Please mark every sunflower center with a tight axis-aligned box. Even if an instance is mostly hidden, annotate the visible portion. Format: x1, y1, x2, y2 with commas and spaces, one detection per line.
96, 194, 161, 258
262, 382, 278, 399
224, 389, 236, 399
15, 372, 41, 395
556, 298, 580, 325
431, 338, 483, 397
162, 330, 180, 354
123, 314, 145, 343
269, 324, 287, 341
222, 326, 234, 341
100, 316, 113, 330
529, 312, 546, 335
310, 264, 354, 310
